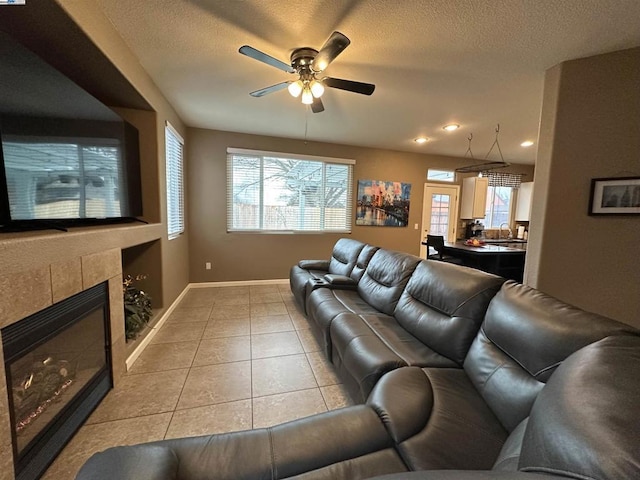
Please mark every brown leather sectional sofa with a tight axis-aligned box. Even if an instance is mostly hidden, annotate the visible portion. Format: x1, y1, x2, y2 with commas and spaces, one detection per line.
76, 238, 640, 480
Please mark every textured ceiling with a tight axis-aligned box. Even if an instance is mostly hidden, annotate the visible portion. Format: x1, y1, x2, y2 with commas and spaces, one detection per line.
95, 0, 640, 165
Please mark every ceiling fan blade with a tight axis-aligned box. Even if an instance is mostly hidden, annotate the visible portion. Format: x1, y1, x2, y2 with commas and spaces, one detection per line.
324, 77, 375, 95
250, 81, 290, 97
311, 96, 325, 113
239, 45, 295, 74
312, 31, 350, 72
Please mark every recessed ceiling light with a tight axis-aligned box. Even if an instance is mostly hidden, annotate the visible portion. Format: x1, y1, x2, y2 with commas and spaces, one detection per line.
443, 124, 460, 131
521, 141, 534, 147
414, 137, 429, 144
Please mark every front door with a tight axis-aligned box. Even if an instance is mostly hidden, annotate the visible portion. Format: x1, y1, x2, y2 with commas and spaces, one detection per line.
419, 183, 460, 258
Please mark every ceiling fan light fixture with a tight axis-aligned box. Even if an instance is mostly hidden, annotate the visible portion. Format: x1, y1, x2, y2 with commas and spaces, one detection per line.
288, 80, 303, 98
301, 87, 314, 105
310, 80, 325, 98
240, 32, 374, 113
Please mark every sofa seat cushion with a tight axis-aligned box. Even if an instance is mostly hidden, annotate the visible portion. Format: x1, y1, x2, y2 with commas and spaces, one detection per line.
330, 312, 458, 402
368, 366, 508, 472
306, 288, 387, 357
305, 251, 419, 359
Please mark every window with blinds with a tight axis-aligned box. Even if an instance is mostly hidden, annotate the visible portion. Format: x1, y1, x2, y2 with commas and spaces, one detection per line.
165, 122, 184, 239
227, 148, 354, 233
481, 172, 522, 228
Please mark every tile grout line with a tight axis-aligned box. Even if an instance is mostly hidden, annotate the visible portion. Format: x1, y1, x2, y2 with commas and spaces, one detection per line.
162, 297, 214, 440
249, 293, 255, 431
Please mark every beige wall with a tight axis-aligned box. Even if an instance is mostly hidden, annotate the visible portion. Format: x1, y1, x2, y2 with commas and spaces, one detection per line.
526, 47, 640, 328
187, 128, 533, 282
57, 0, 190, 309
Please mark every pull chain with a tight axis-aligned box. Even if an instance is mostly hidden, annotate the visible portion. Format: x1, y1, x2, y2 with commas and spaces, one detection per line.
304, 107, 309, 145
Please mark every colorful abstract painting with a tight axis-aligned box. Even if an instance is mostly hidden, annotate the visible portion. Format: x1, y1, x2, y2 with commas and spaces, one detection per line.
356, 180, 411, 227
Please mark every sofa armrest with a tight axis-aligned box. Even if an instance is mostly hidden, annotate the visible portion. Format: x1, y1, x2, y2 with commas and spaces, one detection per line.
76, 445, 178, 480
323, 273, 358, 288
269, 404, 396, 477
369, 472, 567, 480
76, 406, 404, 480
298, 259, 330, 270
367, 366, 433, 443
305, 274, 358, 296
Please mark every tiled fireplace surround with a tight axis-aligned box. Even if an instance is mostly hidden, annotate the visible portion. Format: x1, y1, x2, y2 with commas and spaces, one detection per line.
0, 225, 159, 480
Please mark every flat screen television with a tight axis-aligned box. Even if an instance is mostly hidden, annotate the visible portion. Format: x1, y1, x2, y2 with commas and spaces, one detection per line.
0, 30, 143, 232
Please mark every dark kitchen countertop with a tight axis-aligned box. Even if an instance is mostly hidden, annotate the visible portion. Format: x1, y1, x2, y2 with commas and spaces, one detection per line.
445, 242, 527, 254
421, 240, 526, 281
483, 238, 527, 244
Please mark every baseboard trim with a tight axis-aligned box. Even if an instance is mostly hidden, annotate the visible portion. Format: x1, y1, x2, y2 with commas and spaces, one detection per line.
189, 279, 288, 288
125, 284, 191, 371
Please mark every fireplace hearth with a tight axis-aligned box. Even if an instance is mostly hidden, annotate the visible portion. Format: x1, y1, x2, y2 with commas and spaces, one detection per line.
1, 282, 112, 480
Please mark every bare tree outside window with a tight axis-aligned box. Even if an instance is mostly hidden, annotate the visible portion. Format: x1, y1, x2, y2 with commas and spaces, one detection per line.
228, 152, 352, 232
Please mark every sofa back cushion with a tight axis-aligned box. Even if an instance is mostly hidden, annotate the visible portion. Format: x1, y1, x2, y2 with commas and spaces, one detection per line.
350, 244, 379, 283
329, 238, 367, 276
464, 281, 637, 432
394, 261, 505, 365
519, 335, 640, 479
357, 249, 420, 315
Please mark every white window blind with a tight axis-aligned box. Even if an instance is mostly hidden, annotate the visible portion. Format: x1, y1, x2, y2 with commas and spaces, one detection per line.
227, 148, 354, 233
165, 122, 184, 239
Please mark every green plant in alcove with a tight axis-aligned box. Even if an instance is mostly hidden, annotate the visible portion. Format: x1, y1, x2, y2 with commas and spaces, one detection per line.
123, 274, 152, 341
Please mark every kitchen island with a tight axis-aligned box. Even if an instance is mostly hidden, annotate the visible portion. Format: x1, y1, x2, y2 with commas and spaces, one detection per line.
438, 241, 526, 282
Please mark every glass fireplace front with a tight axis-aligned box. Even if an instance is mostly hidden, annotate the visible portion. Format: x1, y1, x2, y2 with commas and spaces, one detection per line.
2, 282, 112, 480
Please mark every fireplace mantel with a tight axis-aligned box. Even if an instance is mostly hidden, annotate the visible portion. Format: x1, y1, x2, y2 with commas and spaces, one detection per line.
0, 223, 163, 277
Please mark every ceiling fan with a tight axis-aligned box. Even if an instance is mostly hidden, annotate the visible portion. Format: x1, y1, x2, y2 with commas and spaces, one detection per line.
239, 31, 375, 113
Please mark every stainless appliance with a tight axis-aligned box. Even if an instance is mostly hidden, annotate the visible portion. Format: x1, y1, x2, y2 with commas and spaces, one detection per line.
465, 221, 485, 239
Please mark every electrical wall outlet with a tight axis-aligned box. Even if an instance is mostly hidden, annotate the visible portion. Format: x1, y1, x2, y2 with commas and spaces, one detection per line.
205, 262, 212, 270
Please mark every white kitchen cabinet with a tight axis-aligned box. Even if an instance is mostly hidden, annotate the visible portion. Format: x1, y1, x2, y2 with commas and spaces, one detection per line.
460, 176, 488, 219
515, 182, 534, 221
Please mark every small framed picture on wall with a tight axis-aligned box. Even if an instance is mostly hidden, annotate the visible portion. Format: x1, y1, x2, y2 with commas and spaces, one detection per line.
589, 177, 640, 215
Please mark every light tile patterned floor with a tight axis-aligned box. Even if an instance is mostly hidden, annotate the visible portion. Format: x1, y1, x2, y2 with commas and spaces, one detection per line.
42, 283, 352, 480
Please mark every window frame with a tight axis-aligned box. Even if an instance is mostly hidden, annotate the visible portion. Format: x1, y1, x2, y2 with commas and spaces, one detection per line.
427, 169, 455, 182
226, 148, 354, 234
165, 122, 184, 240
484, 185, 514, 228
